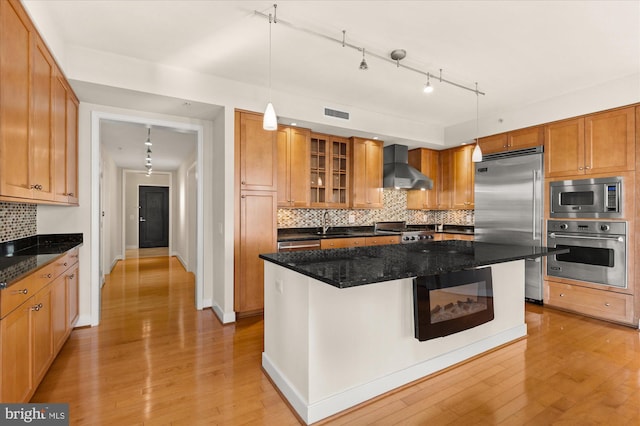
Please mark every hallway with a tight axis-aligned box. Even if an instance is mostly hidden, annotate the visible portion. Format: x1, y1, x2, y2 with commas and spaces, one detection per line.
31, 255, 639, 424
31, 256, 299, 425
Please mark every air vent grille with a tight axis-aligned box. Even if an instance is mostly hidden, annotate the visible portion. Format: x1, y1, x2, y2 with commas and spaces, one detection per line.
481, 145, 543, 160
324, 107, 350, 120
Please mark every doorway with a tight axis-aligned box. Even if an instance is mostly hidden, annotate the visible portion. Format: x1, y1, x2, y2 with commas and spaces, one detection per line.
139, 186, 169, 248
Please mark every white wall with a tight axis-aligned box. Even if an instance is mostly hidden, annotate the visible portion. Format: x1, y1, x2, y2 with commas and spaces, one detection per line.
100, 147, 122, 276
174, 150, 197, 270
124, 171, 171, 249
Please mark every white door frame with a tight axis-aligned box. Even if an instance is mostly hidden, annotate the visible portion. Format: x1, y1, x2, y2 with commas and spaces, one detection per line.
91, 111, 205, 326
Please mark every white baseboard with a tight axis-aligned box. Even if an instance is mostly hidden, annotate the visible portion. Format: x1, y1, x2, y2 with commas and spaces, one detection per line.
175, 253, 188, 270
75, 313, 93, 328
212, 303, 236, 324
262, 324, 527, 425
110, 255, 122, 273
126, 245, 136, 249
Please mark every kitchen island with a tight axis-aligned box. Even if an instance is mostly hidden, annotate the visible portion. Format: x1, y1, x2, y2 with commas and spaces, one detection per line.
259, 240, 565, 424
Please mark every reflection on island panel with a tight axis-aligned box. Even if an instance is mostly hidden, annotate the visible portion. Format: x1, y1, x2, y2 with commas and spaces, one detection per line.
429, 283, 488, 324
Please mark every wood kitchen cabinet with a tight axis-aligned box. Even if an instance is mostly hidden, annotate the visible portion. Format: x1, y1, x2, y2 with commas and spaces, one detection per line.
235, 190, 277, 314
320, 237, 365, 249
0, 0, 79, 205
438, 145, 474, 209
407, 148, 439, 210
545, 107, 635, 178
277, 126, 310, 207
309, 134, 350, 208
350, 137, 383, 208
479, 126, 543, 155
53, 73, 79, 205
0, 248, 80, 402
236, 110, 277, 191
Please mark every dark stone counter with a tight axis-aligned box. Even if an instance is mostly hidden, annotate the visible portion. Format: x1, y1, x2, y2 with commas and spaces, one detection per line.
277, 224, 474, 242
0, 234, 83, 287
260, 240, 565, 288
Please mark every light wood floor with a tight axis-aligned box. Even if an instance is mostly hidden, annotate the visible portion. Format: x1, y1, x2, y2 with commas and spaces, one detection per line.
32, 257, 639, 425
125, 247, 170, 259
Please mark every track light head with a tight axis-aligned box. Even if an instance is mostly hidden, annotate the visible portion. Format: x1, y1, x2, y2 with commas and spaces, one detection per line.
359, 48, 368, 70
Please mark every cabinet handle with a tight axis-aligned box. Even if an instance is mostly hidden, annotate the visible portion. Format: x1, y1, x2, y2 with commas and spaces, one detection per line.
604, 302, 610, 307
585, 166, 591, 170
42, 273, 52, 279
30, 184, 43, 190
67, 192, 74, 197
578, 167, 584, 171
16, 288, 28, 295
241, 181, 246, 185
32, 303, 43, 312
71, 254, 79, 258
62, 262, 68, 267
241, 195, 246, 199
559, 293, 565, 297
68, 274, 75, 279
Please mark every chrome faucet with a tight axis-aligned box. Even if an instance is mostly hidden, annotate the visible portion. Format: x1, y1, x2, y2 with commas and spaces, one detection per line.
322, 210, 331, 234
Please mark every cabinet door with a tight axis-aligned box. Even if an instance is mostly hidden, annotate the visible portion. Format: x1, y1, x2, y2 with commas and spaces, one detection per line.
67, 264, 79, 327
350, 138, 383, 208
0, 303, 32, 402
450, 146, 474, 209
32, 285, 53, 386
310, 133, 329, 207
544, 118, 585, 177
53, 74, 68, 203
437, 149, 453, 209
276, 127, 290, 206
327, 136, 350, 208
288, 127, 311, 207
237, 111, 277, 191
508, 126, 543, 151
585, 107, 635, 174
51, 274, 67, 353
66, 93, 79, 204
0, 0, 33, 199
407, 148, 439, 209
478, 134, 508, 154
236, 190, 277, 314
30, 36, 55, 201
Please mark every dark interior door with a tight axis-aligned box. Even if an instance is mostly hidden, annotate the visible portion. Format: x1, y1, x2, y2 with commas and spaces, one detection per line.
139, 186, 169, 248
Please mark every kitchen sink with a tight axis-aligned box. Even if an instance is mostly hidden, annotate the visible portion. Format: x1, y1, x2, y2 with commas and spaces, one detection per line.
315, 231, 352, 237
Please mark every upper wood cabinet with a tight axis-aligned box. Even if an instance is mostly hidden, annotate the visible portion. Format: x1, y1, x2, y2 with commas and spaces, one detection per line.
407, 148, 439, 210
310, 133, 350, 208
65, 94, 79, 205
236, 110, 277, 191
350, 137, 383, 208
438, 145, 474, 209
545, 107, 635, 178
0, 0, 78, 205
479, 126, 543, 155
277, 126, 310, 207
52, 73, 79, 205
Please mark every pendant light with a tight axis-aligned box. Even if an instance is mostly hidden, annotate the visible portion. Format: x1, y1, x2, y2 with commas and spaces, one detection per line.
263, 4, 278, 131
472, 83, 483, 163
145, 127, 153, 174
359, 48, 368, 70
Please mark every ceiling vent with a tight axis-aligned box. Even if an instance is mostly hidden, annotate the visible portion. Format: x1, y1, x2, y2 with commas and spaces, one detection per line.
324, 107, 350, 120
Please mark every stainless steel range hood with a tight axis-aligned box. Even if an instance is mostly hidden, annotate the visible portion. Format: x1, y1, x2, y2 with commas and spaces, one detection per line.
383, 144, 433, 190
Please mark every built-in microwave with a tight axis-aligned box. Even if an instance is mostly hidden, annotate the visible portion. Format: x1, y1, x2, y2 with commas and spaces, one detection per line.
550, 176, 622, 218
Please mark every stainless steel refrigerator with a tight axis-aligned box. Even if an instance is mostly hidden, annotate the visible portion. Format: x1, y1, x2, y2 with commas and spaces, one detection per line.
474, 147, 544, 303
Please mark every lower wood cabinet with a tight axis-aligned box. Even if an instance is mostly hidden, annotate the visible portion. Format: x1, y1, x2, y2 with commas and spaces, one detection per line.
0, 249, 79, 402
320, 235, 401, 249
365, 236, 401, 246
545, 280, 634, 325
432, 233, 474, 241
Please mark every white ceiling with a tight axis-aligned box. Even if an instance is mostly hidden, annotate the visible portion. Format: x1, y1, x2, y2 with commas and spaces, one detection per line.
23, 0, 640, 166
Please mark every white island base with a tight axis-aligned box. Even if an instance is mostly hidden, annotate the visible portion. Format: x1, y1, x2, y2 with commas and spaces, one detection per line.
262, 260, 526, 424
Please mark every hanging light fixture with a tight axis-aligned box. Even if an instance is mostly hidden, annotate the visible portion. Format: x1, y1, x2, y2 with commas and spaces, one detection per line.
145, 127, 153, 174
423, 73, 433, 93
472, 83, 483, 163
262, 4, 278, 131
359, 48, 368, 70
145, 127, 152, 146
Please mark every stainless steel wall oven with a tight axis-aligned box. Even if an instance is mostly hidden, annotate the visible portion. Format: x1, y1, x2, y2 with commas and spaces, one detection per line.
546, 220, 627, 288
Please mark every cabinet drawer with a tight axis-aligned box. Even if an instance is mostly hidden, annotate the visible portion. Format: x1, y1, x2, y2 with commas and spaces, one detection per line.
50, 248, 79, 278
365, 236, 400, 246
0, 265, 51, 319
320, 237, 366, 249
546, 281, 633, 324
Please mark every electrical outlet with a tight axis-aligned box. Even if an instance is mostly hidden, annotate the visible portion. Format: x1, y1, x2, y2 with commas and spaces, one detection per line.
423, 213, 428, 222
275, 279, 284, 294
348, 213, 356, 224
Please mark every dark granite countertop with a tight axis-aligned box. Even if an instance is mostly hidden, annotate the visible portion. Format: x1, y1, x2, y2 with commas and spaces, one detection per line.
260, 240, 566, 288
277, 225, 474, 242
0, 234, 83, 287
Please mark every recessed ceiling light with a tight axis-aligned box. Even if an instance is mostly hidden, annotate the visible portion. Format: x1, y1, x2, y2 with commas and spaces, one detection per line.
373, 136, 379, 140
290, 122, 297, 126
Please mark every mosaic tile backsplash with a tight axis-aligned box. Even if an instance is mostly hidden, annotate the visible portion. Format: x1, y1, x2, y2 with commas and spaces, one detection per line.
0, 202, 37, 243
278, 189, 474, 228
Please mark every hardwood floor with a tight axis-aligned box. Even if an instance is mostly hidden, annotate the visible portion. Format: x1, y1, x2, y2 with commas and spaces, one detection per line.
125, 247, 170, 259
32, 257, 639, 425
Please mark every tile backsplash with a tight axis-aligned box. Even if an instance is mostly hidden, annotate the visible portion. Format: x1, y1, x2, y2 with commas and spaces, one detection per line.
0, 202, 37, 243
278, 189, 474, 228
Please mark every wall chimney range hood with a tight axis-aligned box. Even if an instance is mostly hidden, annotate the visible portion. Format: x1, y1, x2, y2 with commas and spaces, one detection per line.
383, 144, 433, 190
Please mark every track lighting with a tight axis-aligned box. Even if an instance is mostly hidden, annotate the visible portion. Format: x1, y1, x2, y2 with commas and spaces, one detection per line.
423, 74, 433, 94
472, 83, 483, 163
359, 48, 368, 70
144, 127, 154, 171
145, 127, 152, 146
262, 4, 278, 131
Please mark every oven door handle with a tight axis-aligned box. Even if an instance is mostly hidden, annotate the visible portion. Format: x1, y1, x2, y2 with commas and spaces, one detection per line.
549, 233, 624, 242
